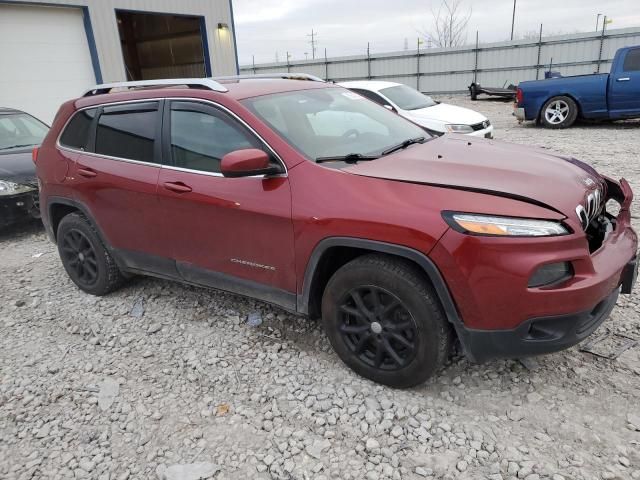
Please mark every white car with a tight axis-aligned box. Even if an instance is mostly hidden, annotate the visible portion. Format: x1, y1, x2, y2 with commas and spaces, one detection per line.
339, 81, 494, 138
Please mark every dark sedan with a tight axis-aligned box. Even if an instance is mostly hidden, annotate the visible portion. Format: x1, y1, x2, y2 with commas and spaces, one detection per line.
0, 107, 49, 228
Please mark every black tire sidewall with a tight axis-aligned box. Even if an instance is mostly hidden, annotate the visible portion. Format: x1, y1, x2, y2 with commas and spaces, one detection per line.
322, 262, 446, 388
57, 214, 112, 295
540, 95, 578, 129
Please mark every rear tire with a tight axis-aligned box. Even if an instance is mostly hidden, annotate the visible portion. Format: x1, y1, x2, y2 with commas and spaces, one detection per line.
321, 254, 452, 388
540, 95, 578, 129
57, 213, 125, 296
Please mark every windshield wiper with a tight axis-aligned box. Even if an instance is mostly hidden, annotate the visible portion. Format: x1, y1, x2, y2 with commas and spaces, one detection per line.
316, 153, 379, 164
0, 144, 37, 151
380, 136, 427, 156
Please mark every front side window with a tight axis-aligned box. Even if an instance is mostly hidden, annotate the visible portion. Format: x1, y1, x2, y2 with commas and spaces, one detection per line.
242, 87, 428, 161
0, 113, 49, 151
379, 85, 437, 110
170, 102, 262, 173
622, 48, 640, 72
95, 102, 159, 163
59, 109, 97, 150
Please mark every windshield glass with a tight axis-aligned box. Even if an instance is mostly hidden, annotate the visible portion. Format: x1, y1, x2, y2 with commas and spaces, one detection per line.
242, 87, 428, 162
380, 85, 436, 110
0, 113, 49, 151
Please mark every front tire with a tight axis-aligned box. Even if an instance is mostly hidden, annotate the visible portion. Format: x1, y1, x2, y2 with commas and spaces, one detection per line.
321, 254, 452, 388
540, 96, 578, 129
57, 213, 125, 296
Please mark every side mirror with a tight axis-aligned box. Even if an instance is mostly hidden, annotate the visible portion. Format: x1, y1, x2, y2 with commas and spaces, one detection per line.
221, 148, 282, 178
383, 104, 396, 112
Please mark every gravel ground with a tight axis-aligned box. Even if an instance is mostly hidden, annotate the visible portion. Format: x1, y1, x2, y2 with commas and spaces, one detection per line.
1, 96, 640, 480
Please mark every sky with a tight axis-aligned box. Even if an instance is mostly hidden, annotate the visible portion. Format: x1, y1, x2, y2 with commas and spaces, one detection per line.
232, 0, 640, 65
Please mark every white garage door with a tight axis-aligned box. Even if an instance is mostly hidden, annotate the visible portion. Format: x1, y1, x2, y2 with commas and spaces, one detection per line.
0, 4, 97, 124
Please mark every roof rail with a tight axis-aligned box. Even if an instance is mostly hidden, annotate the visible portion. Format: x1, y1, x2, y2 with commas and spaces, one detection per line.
213, 73, 325, 82
82, 78, 228, 97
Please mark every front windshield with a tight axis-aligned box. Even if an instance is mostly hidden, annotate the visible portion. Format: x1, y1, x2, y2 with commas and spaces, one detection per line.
380, 85, 437, 111
242, 87, 428, 161
0, 113, 49, 151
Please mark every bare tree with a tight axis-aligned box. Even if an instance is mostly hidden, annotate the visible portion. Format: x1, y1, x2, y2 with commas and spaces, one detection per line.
421, 0, 472, 48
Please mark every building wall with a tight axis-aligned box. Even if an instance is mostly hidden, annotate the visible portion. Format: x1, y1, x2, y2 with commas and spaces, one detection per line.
5, 0, 239, 83
241, 27, 640, 94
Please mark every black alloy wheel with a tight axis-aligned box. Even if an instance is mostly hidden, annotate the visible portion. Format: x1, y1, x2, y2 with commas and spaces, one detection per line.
322, 254, 452, 388
60, 229, 99, 288
56, 212, 125, 296
338, 286, 418, 371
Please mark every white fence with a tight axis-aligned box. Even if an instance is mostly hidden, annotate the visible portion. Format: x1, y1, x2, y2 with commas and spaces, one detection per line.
240, 27, 640, 94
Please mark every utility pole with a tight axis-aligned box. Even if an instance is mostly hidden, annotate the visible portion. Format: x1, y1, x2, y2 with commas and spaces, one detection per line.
252, 55, 256, 74
510, 0, 517, 41
597, 16, 609, 73
307, 29, 318, 59
473, 31, 479, 84
417, 37, 424, 91
595, 13, 602, 32
324, 47, 328, 80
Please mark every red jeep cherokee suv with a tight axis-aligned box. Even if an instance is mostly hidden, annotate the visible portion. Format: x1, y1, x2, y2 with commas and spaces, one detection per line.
35, 76, 637, 387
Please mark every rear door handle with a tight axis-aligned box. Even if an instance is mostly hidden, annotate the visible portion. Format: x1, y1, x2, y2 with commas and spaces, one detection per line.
163, 181, 192, 194
617, 77, 630, 82
77, 167, 97, 178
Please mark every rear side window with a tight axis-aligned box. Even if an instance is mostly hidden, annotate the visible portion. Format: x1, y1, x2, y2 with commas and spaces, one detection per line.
95, 102, 159, 163
59, 109, 96, 150
623, 49, 640, 72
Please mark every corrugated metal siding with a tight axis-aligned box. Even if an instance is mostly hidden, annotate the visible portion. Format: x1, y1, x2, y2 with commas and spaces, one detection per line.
7, 0, 237, 83
241, 27, 640, 94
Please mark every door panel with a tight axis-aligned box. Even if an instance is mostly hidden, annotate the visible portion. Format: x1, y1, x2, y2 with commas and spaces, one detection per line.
157, 170, 295, 292
609, 48, 640, 115
157, 100, 296, 293
72, 155, 164, 255
70, 101, 169, 263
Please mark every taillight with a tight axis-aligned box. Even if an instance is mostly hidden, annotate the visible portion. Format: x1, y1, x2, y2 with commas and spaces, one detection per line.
32, 147, 39, 164
516, 88, 523, 104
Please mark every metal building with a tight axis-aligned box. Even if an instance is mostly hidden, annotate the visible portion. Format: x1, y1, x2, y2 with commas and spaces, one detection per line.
0, 0, 239, 123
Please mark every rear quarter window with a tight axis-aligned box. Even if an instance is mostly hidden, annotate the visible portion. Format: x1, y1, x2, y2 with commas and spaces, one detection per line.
59, 109, 97, 150
622, 48, 640, 72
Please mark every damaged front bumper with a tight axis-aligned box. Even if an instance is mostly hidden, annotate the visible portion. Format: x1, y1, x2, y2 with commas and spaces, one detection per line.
0, 189, 40, 228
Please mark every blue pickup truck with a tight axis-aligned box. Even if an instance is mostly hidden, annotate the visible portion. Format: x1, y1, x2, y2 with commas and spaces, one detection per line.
515, 45, 640, 128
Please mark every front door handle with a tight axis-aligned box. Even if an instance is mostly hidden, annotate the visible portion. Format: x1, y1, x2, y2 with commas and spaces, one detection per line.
617, 77, 630, 82
77, 167, 97, 178
163, 181, 192, 194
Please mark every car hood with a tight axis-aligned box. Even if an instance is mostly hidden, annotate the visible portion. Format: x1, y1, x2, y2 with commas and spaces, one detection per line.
0, 150, 37, 185
343, 135, 602, 217
402, 103, 487, 126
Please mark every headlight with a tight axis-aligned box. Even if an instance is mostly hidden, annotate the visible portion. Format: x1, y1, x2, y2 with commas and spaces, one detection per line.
445, 124, 474, 134
0, 180, 37, 196
445, 213, 569, 237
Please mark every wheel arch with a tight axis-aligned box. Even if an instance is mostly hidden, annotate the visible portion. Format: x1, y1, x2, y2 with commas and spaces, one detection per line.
47, 197, 112, 249
298, 237, 463, 328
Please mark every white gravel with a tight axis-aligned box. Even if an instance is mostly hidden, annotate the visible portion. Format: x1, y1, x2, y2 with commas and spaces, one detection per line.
1, 96, 640, 480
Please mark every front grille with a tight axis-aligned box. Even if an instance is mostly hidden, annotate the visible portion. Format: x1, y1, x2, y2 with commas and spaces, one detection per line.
471, 120, 491, 131
576, 185, 605, 232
